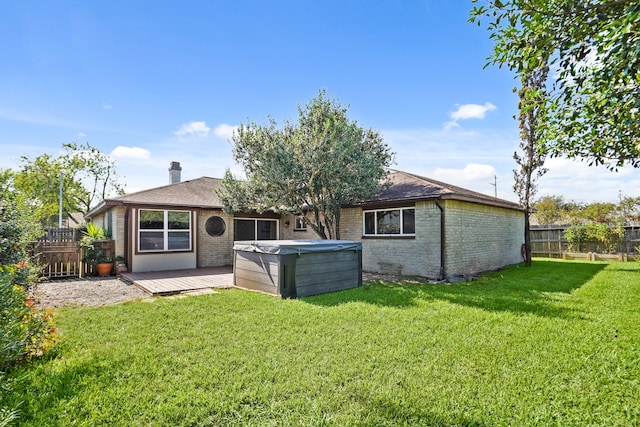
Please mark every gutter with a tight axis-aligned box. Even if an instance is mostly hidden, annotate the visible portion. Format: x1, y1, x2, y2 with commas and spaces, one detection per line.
124, 206, 131, 271
435, 200, 445, 281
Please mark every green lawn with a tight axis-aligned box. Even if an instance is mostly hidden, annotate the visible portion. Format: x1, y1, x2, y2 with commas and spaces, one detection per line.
3, 260, 640, 426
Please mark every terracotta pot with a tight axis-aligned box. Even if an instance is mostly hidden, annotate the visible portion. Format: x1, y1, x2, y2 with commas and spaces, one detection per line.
96, 263, 113, 277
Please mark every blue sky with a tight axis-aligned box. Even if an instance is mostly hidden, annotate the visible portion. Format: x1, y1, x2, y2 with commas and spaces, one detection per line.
1, 0, 638, 204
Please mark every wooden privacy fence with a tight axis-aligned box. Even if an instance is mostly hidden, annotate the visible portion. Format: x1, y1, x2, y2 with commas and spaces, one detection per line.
531, 225, 640, 260
31, 240, 115, 278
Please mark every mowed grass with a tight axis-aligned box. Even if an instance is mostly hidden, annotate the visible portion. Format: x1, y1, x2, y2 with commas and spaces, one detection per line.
3, 260, 640, 426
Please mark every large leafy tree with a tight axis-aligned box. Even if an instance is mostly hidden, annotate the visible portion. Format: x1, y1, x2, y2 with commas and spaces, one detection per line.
470, 0, 640, 169
532, 195, 567, 225
14, 142, 124, 225
0, 169, 44, 260
574, 202, 618, 223
616, 195, 640, 222
513, 66, 549, 266
219, 90, 394, 239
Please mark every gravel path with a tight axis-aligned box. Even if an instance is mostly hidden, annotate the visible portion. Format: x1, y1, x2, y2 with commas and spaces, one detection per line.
32, 272, 427, 309
34, 276, 150, 308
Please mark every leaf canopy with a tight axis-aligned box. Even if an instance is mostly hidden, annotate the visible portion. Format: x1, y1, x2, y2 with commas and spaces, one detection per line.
218, 90, 394, 239
471, 0, 640, 169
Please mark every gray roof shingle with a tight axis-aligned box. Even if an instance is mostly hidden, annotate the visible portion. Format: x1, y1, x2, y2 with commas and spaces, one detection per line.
86, 177, 223, 217
87, 170, 522, 218
113, 177, 223, 207
362, 170, 522, 210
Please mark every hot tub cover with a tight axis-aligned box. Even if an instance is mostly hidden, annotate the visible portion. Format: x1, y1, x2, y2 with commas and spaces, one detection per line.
233, 239, 362, 255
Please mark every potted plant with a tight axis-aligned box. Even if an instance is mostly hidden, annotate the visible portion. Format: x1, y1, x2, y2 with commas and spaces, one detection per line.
95, 252, 114, 277
81, 223, 113, 277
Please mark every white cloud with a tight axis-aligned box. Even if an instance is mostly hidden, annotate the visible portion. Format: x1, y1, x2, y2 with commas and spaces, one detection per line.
110, 146, 151, 161
537, 157, 640, 203
433, 163, 497, 185
450, 102, 497, 121
174, 121, 211, 138
382, 126, 521, 201
78, 132, 87, 137
103, 104, 113, 110
442, 120, 461, 132
214, 123, 238, 140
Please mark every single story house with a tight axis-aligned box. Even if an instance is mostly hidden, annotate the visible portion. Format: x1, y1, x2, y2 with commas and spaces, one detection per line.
86, 163, 524, 280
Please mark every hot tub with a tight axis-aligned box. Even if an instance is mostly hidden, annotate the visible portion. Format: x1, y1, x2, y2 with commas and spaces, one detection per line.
233, 240, 362, 298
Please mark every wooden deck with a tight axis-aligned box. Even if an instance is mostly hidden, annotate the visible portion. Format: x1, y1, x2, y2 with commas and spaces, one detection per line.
121, 267, 234, 296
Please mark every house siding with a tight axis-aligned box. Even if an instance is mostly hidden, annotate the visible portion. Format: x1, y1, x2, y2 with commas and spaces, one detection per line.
129, 208, 197, 272
443, 200, 524, 277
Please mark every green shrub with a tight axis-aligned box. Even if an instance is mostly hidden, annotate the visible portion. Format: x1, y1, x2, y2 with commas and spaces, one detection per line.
1, 192, 57, 425
0, 194, 56, 361
564, 224, 587, 252
0, 264, 57, 371
564, 222, 625, 253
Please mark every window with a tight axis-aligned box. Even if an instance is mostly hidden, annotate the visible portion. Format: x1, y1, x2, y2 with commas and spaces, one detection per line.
294, 216, 307, 231
139, 209, 191, 252
205, 216, 226, 237
363, 207, 415, 236
234, 218, 278, 241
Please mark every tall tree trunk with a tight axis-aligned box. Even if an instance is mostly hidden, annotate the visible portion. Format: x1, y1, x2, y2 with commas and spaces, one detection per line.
524, 209, 532, 267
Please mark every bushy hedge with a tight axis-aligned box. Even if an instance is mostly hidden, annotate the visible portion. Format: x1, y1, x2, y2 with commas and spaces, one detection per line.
1, 194, 57, 425
0, 264, 57, 372
564, 223, 626, 253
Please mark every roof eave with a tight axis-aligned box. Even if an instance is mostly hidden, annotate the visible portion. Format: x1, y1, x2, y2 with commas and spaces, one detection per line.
439, 193, 524, 211
350, 194, 523, 211
85, 199, 123, 219
86, 199, 225, 219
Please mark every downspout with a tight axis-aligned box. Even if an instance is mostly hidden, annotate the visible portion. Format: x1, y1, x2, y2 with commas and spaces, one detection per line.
124, 206, 131, 271
435, 200, 445, 281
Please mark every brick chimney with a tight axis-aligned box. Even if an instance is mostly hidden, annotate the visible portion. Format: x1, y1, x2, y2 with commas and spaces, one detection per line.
169, 161, 182, 184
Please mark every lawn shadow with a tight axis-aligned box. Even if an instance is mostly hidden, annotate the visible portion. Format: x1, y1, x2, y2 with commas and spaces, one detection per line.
1, 355, 103, 425
304, 260, 607, 318
355, 392, 487, 427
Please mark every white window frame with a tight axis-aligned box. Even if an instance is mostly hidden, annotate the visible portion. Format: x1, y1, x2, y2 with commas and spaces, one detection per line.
138, 209, 192, 252
294, 215, 307, 231
362, 207, 416, 236
234, 218, 279, 240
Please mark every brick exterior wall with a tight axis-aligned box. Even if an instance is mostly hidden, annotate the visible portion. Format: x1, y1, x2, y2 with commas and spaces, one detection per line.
339, 202, 442, 278
111, 206, 126, 258
443, 200, 524, 278
339, 200, 524, 279
100, 199, 522, 278
197, 210, 235, 267
90, 206, 126, 258
279, 214, 320, 240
